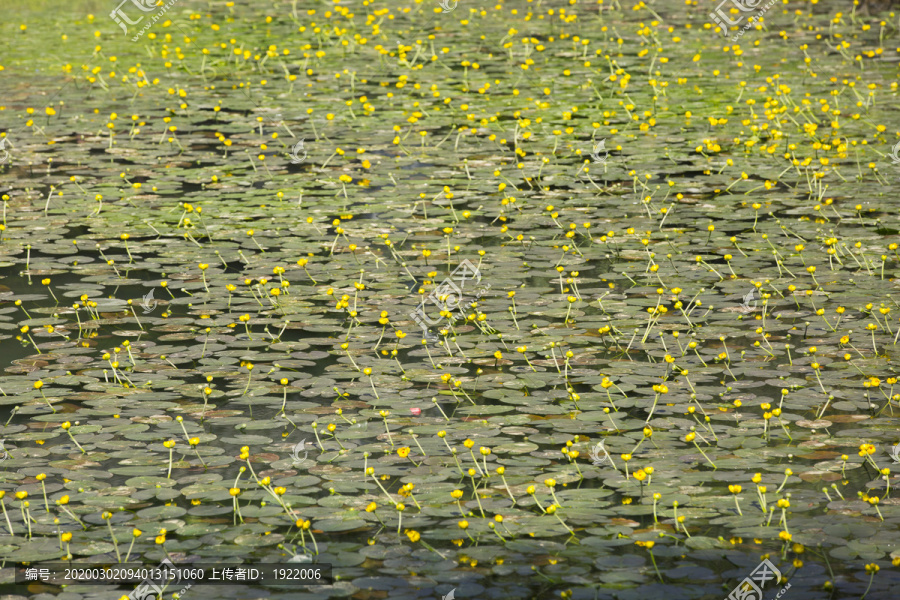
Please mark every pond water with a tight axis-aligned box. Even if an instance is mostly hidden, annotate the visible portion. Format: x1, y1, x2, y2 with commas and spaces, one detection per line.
0, 0, 899, 599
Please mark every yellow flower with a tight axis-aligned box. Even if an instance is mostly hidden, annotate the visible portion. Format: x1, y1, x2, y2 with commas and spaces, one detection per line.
406, 530, 421, 543
397, 447, 410, 459
458, 520, 469, 529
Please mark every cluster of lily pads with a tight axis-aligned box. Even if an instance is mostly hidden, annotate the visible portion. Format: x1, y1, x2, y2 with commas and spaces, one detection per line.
1, 0, 899, 599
